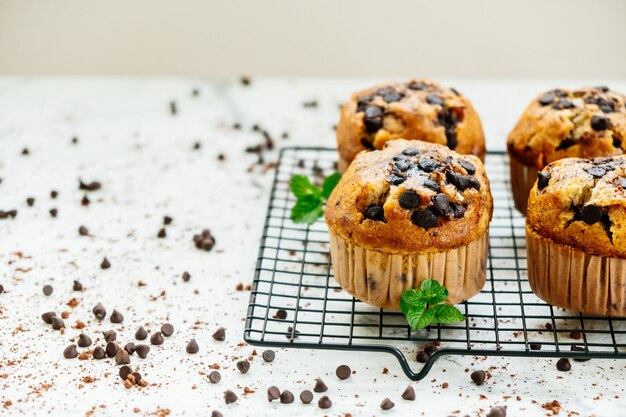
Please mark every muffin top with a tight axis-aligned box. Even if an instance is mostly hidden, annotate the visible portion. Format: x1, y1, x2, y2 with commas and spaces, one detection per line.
325, 139, 493, 254
507, 86, 626, 170
527, 156, 626, 258
336, 79, 486, 166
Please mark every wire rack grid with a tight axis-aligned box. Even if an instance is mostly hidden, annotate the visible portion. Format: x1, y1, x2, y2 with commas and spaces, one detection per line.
243, 147, 626, 380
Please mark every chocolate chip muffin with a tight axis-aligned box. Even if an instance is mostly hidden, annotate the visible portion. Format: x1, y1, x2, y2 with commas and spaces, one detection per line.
526, 156, 626, 316
336, 80, 486, 172
507, 86, 626, 214
325, 139, 493, 309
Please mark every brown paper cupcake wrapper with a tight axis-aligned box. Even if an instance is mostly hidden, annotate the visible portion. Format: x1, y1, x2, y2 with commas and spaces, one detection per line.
509, 157, 537, 215
526, 225, 626, 317
328, 231, 488, 309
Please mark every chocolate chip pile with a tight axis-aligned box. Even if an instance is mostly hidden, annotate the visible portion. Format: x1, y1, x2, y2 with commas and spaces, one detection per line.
357, 81, 463, 150
364, 147, 479, 228
537, 156, 625, 241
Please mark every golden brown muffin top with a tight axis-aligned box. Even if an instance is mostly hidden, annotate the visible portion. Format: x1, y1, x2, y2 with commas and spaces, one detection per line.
325, 139, 493, 254
527, 156, 626, 258
336, 79, 486, 165
507, 86, 626, 170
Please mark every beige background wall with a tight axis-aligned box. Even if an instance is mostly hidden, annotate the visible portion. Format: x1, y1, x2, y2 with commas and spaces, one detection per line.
1, 0, 625, 78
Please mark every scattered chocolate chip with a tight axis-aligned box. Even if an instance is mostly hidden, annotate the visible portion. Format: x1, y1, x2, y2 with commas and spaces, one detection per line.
78, 226, 89, 236
103, 330, 116, 343
100, 258, 111, 270
318, 396, 332, 409
398, 190, 420, 209
267, 386, 281, 401
591, 115, 610, 131
237, 359, 250, 373
211, 411, 223, 417
63, 344, 78, 359
26, 197, 35, 207
487, 405, 507, 417
571, 345, 591, 362
50, 190, 58, 199
77, 333, 92, 348
286, 325, 300, 339
209, 370, 221, 384
21, 147, 29, 155
418, 159, 441, 173
275, 309, 287, 320
81, 195, 90, 206
119, 365, 131, 380
43, 285, 53, 296
169, 101, 177, 115
92, 346, 106, 359
150, 332, 164, 345
581, 204, 603, 224
365, 204, 385, 221
556, 358, 571, 371
426, 94, 444, 106
193, 229, 216, 251
430, 194, 451, 217
79, 180, 101, 192
459, 160, 476, 175
539, 93, 555, 106
124, 343, 136, 354
51, 317, 65, 330
182, 271, 191, 282
303, 100, 318, 108
553, 99, 574, 110
186, 339, 199, 354
115, 348, 130, 365
336, 364, 351, 380
585, 166, 607, 178
380, 398, 395, 410
72, 280, 83, 291
240, 75, 251, 86
161, 323, 174, 337
41, 311, 56, 324
110, 309, 124, 323
424, 343, 438, 355
224, 390, 238, 404
212, 327, 226, 341
408, 81, 427, 90
411, 209, 437, 229
313, 378, 328, 393
300, 390, 313, 404
402, 147, 420, 156
105, 342, 119, 358
529, 343, 542, 350
422, 178, 441, 192
280, 390, 295, 404
157, 228, 167, 238
49, 208, 58, 218
135, 326, 147, 340
192, 142, 201, 150
401, 386, 415, 400
136, 344, 150, 359
537, 171, 551, 190
0, 209, 17, 219
471, 370, 486, 385
262, 350, 275, 362
416, 350, 429, 363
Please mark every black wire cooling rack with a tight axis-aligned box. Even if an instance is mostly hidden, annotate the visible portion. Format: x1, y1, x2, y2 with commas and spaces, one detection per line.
243, 147, 626, 380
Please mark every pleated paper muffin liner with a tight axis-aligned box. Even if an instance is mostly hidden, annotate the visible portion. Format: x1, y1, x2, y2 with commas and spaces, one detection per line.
328, 231, 488, 309
526, 225, 626, 317
509, 156, 537, 215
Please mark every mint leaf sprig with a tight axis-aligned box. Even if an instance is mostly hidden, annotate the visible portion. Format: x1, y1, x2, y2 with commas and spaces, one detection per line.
400, 280, 466, 329
289, 173, 341, 224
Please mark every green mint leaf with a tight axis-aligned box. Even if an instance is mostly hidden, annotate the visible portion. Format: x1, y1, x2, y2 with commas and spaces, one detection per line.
290, 175, 321, 199
414, 306, 436, 329
321, 172, 342, 200
291, 194, 324, 224
430, 304, 466, 323
400, 289, 428, 328
419, 279, 448, 304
